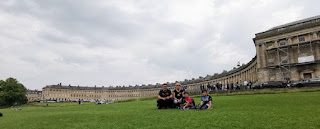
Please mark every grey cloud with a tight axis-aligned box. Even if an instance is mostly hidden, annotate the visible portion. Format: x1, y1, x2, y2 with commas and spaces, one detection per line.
1, 0, 320, 89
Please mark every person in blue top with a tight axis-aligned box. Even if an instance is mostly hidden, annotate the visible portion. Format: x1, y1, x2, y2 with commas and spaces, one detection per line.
198, 90, 212, 110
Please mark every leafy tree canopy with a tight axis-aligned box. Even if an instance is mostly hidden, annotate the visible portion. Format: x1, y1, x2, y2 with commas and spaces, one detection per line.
0, 77, 28, 107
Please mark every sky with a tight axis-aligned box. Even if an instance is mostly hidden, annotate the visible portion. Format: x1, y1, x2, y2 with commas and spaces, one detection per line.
0, 0, 320, 90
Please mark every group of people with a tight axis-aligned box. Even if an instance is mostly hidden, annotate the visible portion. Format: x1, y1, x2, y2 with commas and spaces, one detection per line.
157, 83, 212, 110
200, 81, 253, 91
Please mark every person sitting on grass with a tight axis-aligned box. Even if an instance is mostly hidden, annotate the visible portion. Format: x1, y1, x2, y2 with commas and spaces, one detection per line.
157, 83, 173, 109
172, 83, 184, 108
198, 90, 212, 110
181, 92, 195, 110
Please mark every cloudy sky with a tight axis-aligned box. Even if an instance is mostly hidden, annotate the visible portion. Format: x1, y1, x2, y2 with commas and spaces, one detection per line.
1, 0, 319, 90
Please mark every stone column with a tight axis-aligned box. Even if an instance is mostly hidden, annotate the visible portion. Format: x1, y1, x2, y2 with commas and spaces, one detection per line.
313, 32, 317, 39
250, 68, 253, 81
274, 41, 279, 47
261, 44, 267, 68
287, 38, 292, 45
247, 70, 250, 81
242, 72, 245, 81
246, 71, 248, 80
256, 44, 261, 68
289, 46, 295, 63
316, 43, 320, 60
232, 76, 235, 83
243, 71, 247, 80
237, 74, 239, 83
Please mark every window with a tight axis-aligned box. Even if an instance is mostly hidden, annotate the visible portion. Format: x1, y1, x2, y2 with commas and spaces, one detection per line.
279, 40, 286, 46
300, 52, 308, 57
281, 56, 288, 64
268, 58, 274, 65
266, 42, 274, 48
303, 73, 312, 80
299, 36, 305, 42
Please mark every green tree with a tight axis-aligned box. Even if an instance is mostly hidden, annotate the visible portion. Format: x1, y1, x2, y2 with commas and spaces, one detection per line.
0, 77, 28, 107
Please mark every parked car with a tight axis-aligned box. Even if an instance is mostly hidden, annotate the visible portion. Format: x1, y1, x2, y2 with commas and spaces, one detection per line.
252, 84, 262, 89
291, 78, 320, 87
261, 81, 285, 89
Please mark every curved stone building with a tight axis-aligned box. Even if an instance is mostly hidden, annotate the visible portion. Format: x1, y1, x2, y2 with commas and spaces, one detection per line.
28, 16, 320, 102
254, 15, 320, 82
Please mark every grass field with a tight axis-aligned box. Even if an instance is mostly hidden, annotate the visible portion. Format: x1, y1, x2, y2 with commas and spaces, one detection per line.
0, 90, 320, 129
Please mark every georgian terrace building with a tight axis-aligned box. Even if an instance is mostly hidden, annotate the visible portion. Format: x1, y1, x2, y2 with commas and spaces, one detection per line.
35, 54, 257, 102
26, 90, 42, 102
254, 15, 320, 82
41, 85, 160, 102
27, 16, 320, 102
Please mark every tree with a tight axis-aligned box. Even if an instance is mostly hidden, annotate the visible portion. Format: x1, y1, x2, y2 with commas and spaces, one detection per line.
0, 77, 28, 107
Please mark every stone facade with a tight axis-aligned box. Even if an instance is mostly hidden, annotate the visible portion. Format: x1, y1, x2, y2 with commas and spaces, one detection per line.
254, 15, 320, 82
27, 16, 320, 102
32, 53, 258, 102
26, 90, 42, 102
41, 85, 162, 102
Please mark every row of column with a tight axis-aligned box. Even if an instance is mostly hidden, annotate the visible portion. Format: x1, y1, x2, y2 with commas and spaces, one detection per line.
186, 63, 257, 87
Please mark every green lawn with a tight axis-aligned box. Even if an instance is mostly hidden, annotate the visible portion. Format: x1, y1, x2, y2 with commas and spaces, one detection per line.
0, 91, 320, 129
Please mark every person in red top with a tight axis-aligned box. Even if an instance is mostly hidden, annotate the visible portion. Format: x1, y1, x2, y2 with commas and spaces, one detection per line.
181, 92, 195, 110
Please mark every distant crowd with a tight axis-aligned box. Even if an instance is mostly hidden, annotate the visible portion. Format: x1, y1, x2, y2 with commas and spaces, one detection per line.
199, 81, 253, 91
157, 83, 212, 110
